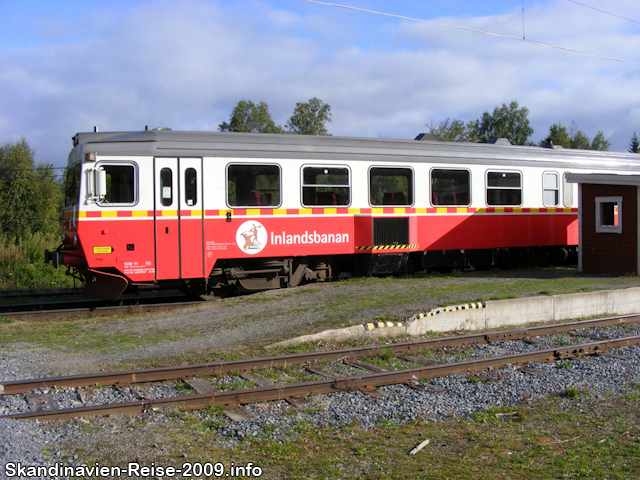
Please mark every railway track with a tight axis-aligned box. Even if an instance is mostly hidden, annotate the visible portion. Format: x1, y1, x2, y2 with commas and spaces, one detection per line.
0, 287, 83, 299
2, 314, 639, 422
0, 292, 203, 319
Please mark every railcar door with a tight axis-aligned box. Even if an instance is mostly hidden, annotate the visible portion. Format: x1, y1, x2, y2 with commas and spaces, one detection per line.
154, 158, 180, 280
154, 158, 205, 281
178, 158, 204, 279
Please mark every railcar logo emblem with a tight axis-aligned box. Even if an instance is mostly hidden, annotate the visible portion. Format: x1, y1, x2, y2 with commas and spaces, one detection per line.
236, 221, 267, 255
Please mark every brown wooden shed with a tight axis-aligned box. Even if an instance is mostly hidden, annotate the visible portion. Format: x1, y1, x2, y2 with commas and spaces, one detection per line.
566, 174, 640, 276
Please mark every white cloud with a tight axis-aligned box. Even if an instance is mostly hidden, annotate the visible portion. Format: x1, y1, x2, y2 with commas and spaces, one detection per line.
0, 0, 639, 167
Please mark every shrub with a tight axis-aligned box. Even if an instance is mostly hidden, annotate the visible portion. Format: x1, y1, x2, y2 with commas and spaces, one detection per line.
0, 232, 73, 289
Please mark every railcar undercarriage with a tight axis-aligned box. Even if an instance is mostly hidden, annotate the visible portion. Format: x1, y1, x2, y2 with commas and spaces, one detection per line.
46, 246, 577, 302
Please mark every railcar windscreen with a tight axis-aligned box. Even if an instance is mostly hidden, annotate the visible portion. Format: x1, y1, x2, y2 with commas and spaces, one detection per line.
64, 163, 81, 206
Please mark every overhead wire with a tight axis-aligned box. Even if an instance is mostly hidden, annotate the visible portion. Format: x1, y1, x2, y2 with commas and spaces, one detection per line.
301, 0, 640, 66
565, 0, 640, 25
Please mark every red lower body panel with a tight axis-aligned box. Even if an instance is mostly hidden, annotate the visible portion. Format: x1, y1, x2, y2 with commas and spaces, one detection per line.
72, 211, 578, 284
418, 213, 578, 250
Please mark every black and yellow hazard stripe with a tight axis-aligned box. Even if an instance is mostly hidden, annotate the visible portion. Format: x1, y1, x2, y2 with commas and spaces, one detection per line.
356, 244, 419, 251
415, 302, 485, 319
363, 321, 404, 331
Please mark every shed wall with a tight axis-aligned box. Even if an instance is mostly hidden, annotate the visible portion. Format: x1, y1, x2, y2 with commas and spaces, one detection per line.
581, 184, 638, 275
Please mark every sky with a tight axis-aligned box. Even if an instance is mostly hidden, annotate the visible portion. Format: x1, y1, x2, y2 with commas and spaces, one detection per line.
0, 0, 639, 168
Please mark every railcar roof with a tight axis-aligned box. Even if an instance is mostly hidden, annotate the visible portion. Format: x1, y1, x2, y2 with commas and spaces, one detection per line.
73, 130, 640, 172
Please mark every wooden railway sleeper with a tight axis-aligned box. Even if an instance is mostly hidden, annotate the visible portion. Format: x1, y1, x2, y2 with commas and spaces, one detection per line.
5, 334, 640, 421
3, 314, 640, 397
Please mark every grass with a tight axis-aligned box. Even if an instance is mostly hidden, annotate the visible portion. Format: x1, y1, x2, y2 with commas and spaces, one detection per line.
563, 386, 582, 399
0, 314, 203, 354
70, 388, 640, 479
250, 395, 635, 478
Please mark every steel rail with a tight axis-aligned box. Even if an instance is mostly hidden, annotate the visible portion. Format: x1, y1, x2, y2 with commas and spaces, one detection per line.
4, 334, 640, 421
0, 298, 202, 320
0, 287, 83, 298
2, 314, 638, 395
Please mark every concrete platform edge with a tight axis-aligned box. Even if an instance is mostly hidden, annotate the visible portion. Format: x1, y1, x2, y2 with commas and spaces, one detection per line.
269, 287, 640, 349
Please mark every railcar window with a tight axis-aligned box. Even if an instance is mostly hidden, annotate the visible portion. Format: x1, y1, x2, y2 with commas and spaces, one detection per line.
184, 168, 197, 206
543, 172, 559, 207
563, 173, 573, 208
64, 163, 81, 206
160, 168, 173, 207
302, 166, 350, 206
369, 167, 413, 206
431, 169, 470, 206
227, 164, 281, 207
486, 171, 522, 206
98, 164, 136, 205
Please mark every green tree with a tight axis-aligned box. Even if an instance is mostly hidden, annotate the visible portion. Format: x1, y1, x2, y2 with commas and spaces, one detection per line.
540, 123, 572, 148
218, 100, 284, 133
286, 97, 332, 135
590, 131, 610, 151
571, 129, 591, 150
0, 138, 63, 238
427, 118, 475, 142
539, 122, 609, 151
629, 132, 640, 153
428, 102, 533, 145
470, 101, 534, 145
32, 164, 64, 234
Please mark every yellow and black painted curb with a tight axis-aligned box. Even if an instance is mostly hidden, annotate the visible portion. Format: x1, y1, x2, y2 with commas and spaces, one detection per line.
363, 321, 404, 331
414, 302, 486, 319
363, 302, 484, 332
356, 245, 418, 251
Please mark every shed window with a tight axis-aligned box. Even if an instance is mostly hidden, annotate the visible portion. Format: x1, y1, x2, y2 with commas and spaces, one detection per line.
302, 166, 350, 206
370, 167, 413, 206
227, 164, 280, 207
431, 169, 470, 206
595, 196, 622, 234
486, 171, 521, 206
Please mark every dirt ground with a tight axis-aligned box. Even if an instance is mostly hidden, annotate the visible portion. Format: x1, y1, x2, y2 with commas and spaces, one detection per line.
3, 268, 639, 378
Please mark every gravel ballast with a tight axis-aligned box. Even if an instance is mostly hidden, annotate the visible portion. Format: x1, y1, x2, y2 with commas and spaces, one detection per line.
2, 325, 640, 478
1, 273, 640, 478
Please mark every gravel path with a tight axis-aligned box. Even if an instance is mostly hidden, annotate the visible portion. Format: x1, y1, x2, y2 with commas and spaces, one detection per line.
1, 271, 639, 478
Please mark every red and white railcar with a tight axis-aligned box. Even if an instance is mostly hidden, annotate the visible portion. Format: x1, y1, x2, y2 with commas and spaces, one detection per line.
46, 129, 640, 300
